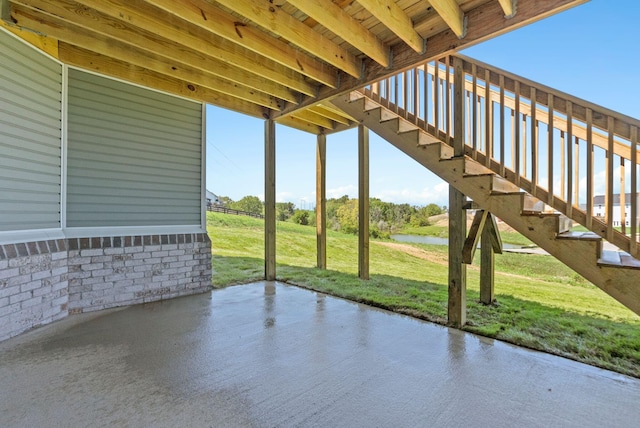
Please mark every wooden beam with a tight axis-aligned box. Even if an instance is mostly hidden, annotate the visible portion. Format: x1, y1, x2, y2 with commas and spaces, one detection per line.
265, 118, 276, 281
215, 0, 361, 78
485, 213, 503, 253
0, 18, 58, 57
498, 0, 517, 18
275, 116, 322, 135
462, 209, 488, 264
316, 133, 327, 269
58, 43, 266, 118
308, 105, 351, 126
480, 215, 495, 305
51, 0, 315, 97
318, 101, 356, 122
448, 186, 467, 327
287, 0, 389, 67
145, 0, 337, 88
275, 0, 588, 118
10, 2, 295, 105
291, 110, 335, 130
357, 0, 424, 53
358, 124, 370, 280
429, 0, 466, 38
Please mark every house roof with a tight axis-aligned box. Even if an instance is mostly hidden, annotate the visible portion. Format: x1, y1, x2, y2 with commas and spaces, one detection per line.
593, 193, 640, 206
3, 0, 587, 134
206, 190, 218, 201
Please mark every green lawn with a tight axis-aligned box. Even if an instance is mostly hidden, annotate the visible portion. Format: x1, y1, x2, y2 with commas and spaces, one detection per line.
207, 212, 640, 378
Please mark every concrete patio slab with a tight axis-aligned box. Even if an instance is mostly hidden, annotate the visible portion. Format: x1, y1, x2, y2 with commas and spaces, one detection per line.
1, 281, 639, 427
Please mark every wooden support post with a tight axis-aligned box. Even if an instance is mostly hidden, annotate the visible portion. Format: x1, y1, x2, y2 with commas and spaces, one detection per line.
316, 133, 327, 269
264, 118, 276, 281
358, 124, 370, 280
480, 214, 502, 305
448, 56, 466, 327
449, 187, 466, 326
480, 224, 495, 305
358, 125, 369, 279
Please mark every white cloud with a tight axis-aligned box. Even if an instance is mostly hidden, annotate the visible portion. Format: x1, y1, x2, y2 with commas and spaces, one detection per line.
374, 181, 449, 206
276, 191, 293, 203
327, 184, 358, 199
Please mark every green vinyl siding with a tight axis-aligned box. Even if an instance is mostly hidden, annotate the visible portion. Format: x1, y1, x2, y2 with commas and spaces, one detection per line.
66, 69, 202, 227
0, 30, 62, 232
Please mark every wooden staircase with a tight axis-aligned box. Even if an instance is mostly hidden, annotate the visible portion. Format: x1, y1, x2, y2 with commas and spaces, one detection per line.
332, 91, 640, 316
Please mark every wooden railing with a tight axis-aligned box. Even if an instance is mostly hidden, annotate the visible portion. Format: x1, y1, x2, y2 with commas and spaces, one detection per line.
207, 205, 264, 219
362, 54, 640, 257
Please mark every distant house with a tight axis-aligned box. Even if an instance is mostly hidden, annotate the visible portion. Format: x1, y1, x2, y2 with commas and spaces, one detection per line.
593, 193, 640, 227
206, 190, 222, 208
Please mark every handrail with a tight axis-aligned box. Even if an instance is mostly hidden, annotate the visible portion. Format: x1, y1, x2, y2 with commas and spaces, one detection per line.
362, 54, 639, 256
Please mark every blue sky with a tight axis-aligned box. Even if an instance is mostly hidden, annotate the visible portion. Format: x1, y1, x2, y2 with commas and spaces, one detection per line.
206, 0, 639, 208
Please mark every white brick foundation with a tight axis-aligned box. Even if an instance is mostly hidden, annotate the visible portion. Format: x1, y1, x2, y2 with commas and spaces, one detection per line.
0, 233, 211, 341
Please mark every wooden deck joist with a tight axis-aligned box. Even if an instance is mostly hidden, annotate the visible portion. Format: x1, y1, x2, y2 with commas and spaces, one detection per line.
1, 0, 587, 134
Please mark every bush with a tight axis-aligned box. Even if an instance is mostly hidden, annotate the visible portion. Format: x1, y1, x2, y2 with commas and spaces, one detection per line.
291, 210, 309, 225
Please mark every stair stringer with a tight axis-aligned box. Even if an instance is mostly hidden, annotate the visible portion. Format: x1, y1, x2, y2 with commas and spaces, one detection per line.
331, 93, 640, 316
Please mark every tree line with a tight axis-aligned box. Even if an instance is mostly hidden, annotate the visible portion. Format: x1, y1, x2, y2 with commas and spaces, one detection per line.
219, 195, 446, 238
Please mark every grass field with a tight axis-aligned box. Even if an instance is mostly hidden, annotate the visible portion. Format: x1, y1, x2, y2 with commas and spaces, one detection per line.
207, 212, 640, 378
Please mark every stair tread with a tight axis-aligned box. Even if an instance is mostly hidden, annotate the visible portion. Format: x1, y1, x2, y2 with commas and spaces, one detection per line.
598, 250, 622, 266
620, 254, 640, 269
556, 231, 602, 241
598, 251, 640, 269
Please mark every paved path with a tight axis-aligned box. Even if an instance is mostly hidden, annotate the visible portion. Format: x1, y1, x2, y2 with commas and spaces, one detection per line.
1, 282, 639, 427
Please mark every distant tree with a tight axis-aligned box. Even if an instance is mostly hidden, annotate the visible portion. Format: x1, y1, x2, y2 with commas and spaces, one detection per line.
276, 202, 295, 221
230, 195, 263, 214
424, 203, 444, 217
291, 210, 310, 225
336, 199, 359, 234
410, 203, 444, 227
217, 195, 234, 206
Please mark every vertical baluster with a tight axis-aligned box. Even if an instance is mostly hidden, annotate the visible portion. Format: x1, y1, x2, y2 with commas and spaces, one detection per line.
560, 131, 565, 200
394, 74, 399, 113
499, 75, 505, 176
413, 67, 419, 124
606, 116, 614, 241
404, 69, 409, 116
586, 108, 593, 229
566, 101, 573, 218
511, 111, 515, 172
466, 92, 471, 148
522, 113, 527, 180
472, 63, 478, 160
514, 81, 521, 186
631, 126, 638, 257
620, 157, 626, 235
423, 63, 429, 129
531, 88, 538, 197
434, 60, 440, 135
446, 56, 451, 142
485, 69, 492, 168
384, 78, 389, 108
574, 136, 580, 217
547, 93, 554, 206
